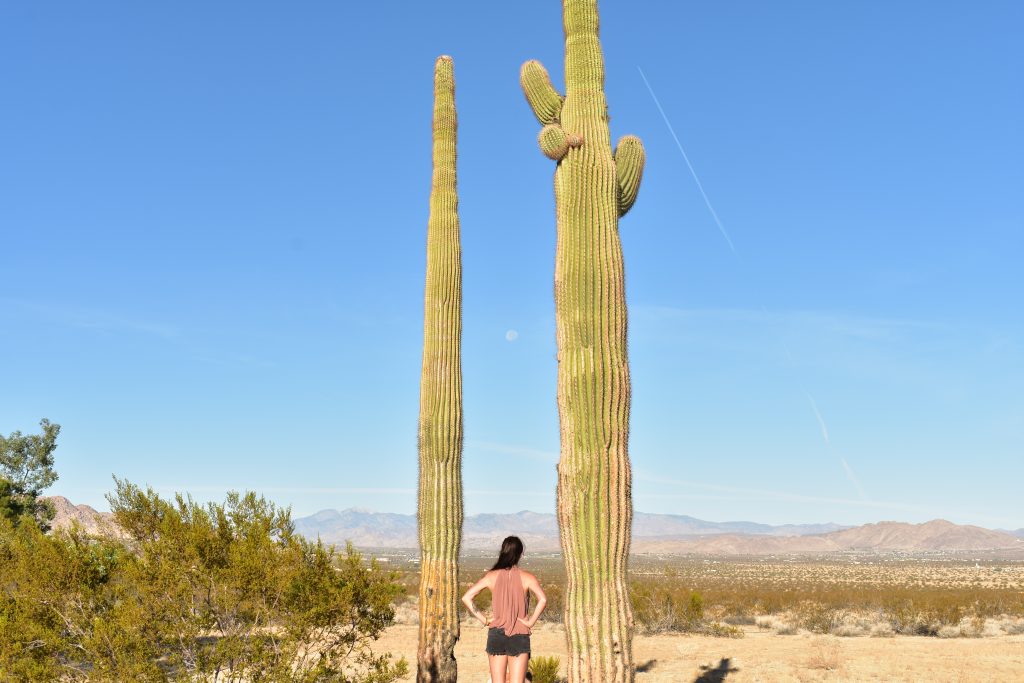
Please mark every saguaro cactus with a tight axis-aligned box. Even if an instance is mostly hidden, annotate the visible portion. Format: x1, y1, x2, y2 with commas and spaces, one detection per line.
520, 1, 645, 681
417, 55, 463, 683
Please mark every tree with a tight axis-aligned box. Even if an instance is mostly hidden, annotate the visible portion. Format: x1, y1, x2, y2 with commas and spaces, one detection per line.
0, 419, 61, 530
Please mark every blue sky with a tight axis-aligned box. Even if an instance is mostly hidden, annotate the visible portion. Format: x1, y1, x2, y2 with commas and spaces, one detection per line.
2, 1, 1021, 528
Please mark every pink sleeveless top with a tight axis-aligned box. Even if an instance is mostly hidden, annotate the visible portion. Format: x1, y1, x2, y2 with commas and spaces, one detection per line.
489, 566, 530, 636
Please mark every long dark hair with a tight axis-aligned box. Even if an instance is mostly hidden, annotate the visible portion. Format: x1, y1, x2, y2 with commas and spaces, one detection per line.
491, 535, 524, 570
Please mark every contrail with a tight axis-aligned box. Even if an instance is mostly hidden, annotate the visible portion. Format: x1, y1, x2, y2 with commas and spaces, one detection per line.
839, 457, 868, 501
637, 69, 875, 509
806, 393, 868, 500
806, 393, 831, 444
637, 66, 737, 254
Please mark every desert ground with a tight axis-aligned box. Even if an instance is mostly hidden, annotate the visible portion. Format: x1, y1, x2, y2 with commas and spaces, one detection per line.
376, 622, 1024, 682
378, 554, 1024, 682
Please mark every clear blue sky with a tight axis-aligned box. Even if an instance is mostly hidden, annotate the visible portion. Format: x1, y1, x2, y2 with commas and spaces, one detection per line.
2, 1, 1021, 528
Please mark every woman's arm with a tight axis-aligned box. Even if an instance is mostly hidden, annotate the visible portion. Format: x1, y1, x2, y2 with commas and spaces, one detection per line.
461, 573, 492, 626
517, 572, 548, 629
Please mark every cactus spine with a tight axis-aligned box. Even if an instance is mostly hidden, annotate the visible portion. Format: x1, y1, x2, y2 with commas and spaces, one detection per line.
416, 55, 463, 683
520, 1, 645, 681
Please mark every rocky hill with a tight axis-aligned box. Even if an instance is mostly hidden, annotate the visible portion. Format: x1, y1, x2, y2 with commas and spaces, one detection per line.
45, 496, 123, 538
824, 519, 1017, 552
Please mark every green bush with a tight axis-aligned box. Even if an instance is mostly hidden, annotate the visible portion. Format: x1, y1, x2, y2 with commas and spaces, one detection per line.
529, 655, 562, 683
629, 581, 707, 634
0, 479, 409, 682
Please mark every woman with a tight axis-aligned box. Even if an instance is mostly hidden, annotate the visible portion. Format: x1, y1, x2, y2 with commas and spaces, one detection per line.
462, 536, 547, 683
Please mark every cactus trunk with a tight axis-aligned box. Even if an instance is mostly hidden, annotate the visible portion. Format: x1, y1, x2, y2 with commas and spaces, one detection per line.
521, 1, 645, 681
417, 55, 463, 683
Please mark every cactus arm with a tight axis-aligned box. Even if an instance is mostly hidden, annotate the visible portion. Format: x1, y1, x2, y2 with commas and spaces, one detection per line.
539, 123, 584, 161
614, 135, 645, 216
524, 1, 643, 680
521, 59, 564, 125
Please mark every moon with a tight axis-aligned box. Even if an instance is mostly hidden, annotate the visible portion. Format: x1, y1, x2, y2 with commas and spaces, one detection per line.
505, 329, 519, 342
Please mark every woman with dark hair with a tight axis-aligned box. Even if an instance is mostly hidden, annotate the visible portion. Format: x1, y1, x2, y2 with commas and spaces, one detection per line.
462, 535, 548, 683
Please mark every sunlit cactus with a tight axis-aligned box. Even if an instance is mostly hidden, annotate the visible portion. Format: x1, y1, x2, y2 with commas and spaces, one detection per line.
520, 1, 645, 681
416, 55, 463, 683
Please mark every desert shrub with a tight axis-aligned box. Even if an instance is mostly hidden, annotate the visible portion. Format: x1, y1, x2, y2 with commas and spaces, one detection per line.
0, 480, 408, 682
807, 638, 842, 672
541, 582, 564, 623
870, 621, 895, 637
702, 621, 744, 638
723, 614, 756, 626
753, 614, 799, 635
997, 616, 1024, 635
937, 624, 963, 638
687, 590, 705, 620
627, 580, 744, 637
529, 655, 562, 683
629, 579, 707, 634
0, 516, 153, 681
794, 601, 842, 633
621, 557, 1024, 638
829, 611, 881, 637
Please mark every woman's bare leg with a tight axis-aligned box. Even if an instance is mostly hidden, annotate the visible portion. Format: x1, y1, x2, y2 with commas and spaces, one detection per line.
508, 653, 530, 683
489, 654, 509, 683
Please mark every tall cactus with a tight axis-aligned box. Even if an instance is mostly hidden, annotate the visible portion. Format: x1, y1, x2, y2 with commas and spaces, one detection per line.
520, 1, 645, 681
416, 55, 463, 683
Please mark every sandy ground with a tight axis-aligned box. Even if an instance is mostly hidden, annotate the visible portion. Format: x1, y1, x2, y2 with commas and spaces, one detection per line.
376, 623, 1024, 682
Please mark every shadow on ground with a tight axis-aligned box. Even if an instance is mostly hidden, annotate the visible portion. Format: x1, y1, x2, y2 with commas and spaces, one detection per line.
693, 657, 739, 682
635, 659, 657, 673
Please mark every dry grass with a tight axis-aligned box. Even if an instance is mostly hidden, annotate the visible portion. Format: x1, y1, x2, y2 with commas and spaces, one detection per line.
387, 555, 1024, 639
382, 553, 1024, 681
806, 637, 843, 672
623, 556, 1024, 637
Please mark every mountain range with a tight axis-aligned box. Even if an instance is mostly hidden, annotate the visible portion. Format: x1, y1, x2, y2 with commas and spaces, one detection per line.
293, 508, 1021, 555
290, 508, 850, 552
46, 497, 1023, 556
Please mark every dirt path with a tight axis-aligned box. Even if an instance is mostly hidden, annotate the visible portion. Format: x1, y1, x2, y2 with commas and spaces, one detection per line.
376, 623, 1024, 682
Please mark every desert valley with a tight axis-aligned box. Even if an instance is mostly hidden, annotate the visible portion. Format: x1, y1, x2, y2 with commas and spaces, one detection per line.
49, 497, 1024, 681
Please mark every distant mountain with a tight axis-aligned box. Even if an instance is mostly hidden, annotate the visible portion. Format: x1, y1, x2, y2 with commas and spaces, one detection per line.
45, 496, 123, 538
998, 528, 1024, 539
47, 498, 1021, 556
632, 512, 847, 538
824, 520, 1018, 552
633, 520, 1022, 555
293, 508, 418, 548
291, 508, 852, 551
292, 510, 1021, 555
